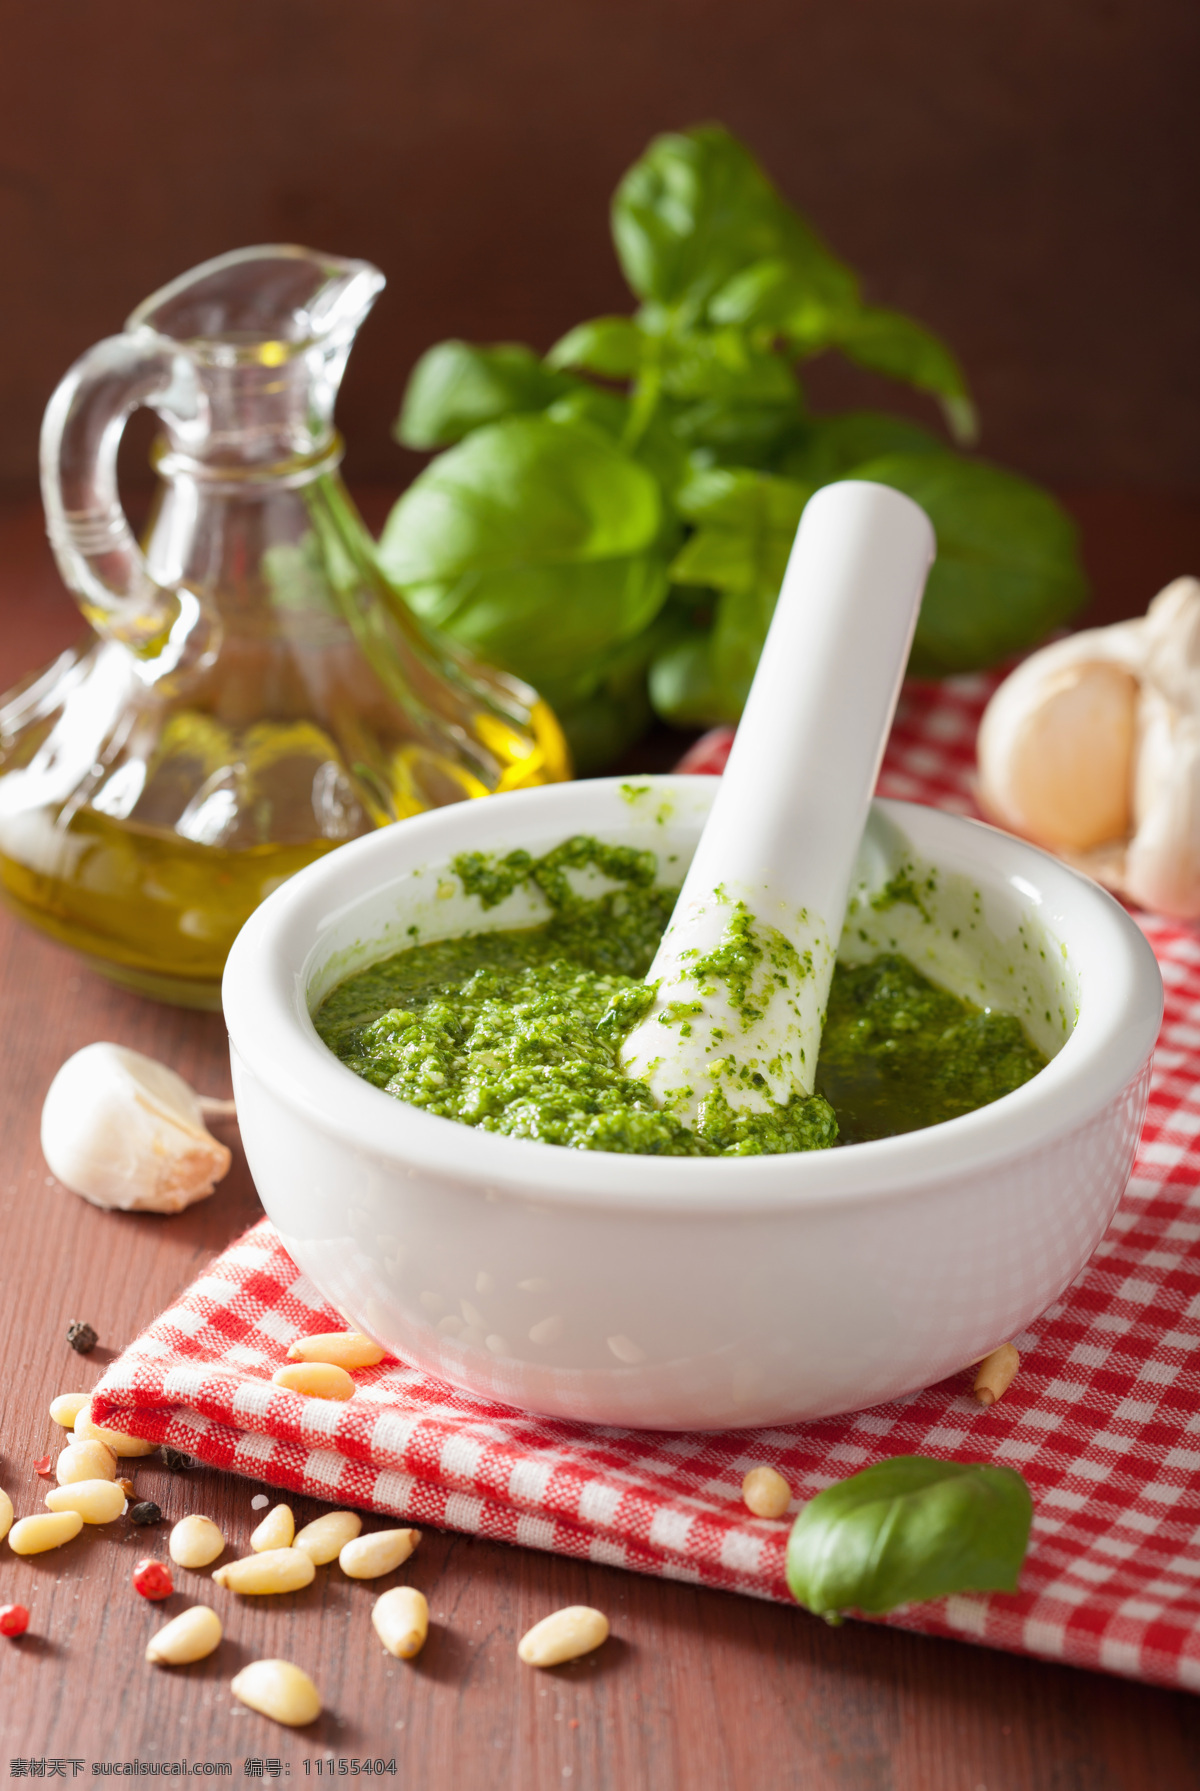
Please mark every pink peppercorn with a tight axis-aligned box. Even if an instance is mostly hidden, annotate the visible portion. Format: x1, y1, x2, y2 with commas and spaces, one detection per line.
132, 1558, 173, 1601
0, 1605, 30, 1637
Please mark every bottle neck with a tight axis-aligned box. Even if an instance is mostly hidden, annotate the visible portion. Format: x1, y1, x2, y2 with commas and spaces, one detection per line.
151, 431, 345, 492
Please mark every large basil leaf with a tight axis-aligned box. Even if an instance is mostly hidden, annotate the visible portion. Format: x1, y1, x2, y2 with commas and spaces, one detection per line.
854, 453, 1089, 674
779, 411, 945, 485
395, 342, 573, 449
786, 1456, 1033, 1622
612, 127, 856, 314
378, 415, 670, 698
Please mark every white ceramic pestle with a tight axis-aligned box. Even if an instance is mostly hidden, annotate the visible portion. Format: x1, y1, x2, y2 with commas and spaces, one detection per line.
618, 479, 935, 1123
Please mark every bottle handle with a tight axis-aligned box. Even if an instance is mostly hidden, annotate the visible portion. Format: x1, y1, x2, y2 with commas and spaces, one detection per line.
39, 330, 205, 649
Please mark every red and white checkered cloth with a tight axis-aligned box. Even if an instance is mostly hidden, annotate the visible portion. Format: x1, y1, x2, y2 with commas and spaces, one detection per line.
93, 675, 1200, 1693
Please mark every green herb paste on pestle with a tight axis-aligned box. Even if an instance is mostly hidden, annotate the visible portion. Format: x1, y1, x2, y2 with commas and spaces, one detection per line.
314, 837, 1047, 1156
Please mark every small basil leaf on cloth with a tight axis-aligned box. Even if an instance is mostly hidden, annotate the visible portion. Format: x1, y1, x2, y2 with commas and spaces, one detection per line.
612, 126, 856, 313
378, 415, 670, 696
395, 342, 574, 449
850, 452, 1089, 675
786, 1456, 1033, 1624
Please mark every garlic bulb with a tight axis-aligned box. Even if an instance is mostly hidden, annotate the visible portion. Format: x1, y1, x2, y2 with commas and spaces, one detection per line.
41, 1043, 232, 1213
978, 577, 1200, 918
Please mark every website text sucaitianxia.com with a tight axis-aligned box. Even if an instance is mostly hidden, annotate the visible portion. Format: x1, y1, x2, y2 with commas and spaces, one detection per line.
9, 1763, 400, 1779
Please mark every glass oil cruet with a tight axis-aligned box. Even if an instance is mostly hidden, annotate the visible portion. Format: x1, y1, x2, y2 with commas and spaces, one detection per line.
0, 245, 568, 1007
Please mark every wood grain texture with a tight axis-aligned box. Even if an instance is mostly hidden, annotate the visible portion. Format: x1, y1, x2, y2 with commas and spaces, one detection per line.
3, 502, 1200, 1784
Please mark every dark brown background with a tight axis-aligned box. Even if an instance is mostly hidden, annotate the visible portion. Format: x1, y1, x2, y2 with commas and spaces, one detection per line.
0, 0, 1197, 503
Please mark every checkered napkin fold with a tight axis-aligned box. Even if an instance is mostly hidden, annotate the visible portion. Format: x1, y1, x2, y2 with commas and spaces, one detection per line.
92, 676, 1200, 1695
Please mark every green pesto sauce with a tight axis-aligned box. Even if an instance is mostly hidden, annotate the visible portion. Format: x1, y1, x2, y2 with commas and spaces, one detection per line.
314, 837, 1048, 1158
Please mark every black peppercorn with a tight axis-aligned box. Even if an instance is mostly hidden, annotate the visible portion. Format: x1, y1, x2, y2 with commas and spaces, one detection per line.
159, 1447, 194, 1472
128, 1500, 162, 1526
66, 1321, 98, 1354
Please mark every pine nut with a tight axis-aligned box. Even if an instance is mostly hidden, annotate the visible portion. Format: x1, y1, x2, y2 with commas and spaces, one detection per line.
251, 1503, 295, 1552
55, 1439, 117, 1484
73, 1403, 158, 1457
211, 1548, 315, 1595
270, 1362, 355, 1401
338, 1528, 421, 1580
974, 1342, 1020, 1406
0, 1487, 12, 1542
9, 1511, 84, 1554
286, 1331, 385, 1370
371, 1586, 428, 1659
49, 1392, 89, 1430
741, 1465, 792, 1519
293, 1510, 362, 1565
146, 1604, 223, 1666
45, 1479, 126, 1524
518, 1606, 609, 1668
169, 1515, 225, 1569
230, 1659, 321, 1727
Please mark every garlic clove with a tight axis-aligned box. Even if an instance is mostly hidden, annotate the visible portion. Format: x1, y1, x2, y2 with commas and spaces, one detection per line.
1141, 577, 1200, 707
978, 648, 1139, 852
1125, 702, 1200, 919
41, 1044, 232, 1213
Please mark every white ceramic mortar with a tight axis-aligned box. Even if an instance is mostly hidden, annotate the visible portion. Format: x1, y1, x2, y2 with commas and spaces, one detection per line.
223, 777, 1162, 1429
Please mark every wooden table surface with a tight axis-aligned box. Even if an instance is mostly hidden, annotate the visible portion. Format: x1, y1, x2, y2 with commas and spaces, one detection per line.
3, 494, 1200, 1788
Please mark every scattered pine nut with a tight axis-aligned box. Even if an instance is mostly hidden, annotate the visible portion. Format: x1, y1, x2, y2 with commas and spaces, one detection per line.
251, 1503, 295, 1552
0, 1488, 12, 1543
9, 1511, 84, 1555
49, 1392, 89, 1430
73, 1403, 158, 1457
973, 1343, 1020, 1407
146, 1604, 223, 1666
518, 1606, 609, 1668
338, 1528, 421, 1581
45, 1479, 126, 1524
169, 1515, 225, 1569
742, 1465, 792, 1520
286, 1331, 385, 1371
56, 1440, 117, 1485
270, 1362, 355, 1401
212, 1548, 316, 1595
371, 1586, 428, 1659
293, 1510, 362, 1565
230, 1659, 321, 1727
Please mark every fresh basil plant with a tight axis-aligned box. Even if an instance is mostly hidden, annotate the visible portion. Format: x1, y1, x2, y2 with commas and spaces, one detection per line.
785, 1455, 1033, 1625
379, 125, 1088, 769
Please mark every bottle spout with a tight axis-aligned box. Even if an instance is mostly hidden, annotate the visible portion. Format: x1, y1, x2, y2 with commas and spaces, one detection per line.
127, 245, 385, 464
128, 244, 385, 362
